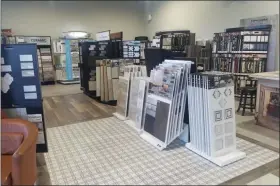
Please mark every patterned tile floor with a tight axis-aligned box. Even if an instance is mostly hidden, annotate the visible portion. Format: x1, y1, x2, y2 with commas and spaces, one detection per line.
43, 117, 279, 185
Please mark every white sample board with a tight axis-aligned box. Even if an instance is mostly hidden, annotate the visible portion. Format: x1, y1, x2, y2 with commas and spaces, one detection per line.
186, 72, 246, 166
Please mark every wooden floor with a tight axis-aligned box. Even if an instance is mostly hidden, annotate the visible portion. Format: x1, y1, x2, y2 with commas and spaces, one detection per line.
43, 93, 116, 128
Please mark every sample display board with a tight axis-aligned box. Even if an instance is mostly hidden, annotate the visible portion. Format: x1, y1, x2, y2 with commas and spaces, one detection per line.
14, 36, 55, 85
127, 77, 148, 131
123, 40, 141, 59
1, 44, 48, 152
140, 60, 193, 150
53, 39, 80, 84
113, 64, 147, 120
186, 72, 245, 166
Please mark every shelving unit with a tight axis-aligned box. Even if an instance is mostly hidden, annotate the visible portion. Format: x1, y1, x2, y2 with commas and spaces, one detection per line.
212, 25, 272, 96
13, 36, 55, 85
53, 39, 81, 84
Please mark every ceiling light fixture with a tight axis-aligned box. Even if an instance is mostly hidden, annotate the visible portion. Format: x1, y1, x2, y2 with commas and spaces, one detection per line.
62, 31, 90, 39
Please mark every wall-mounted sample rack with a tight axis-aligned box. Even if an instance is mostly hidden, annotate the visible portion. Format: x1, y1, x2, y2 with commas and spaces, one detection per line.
155, 30, 194, 52
1, 44, 48, 152
212, 25, 272, 96
13, 36, 55, 85
185, 40, 212, 72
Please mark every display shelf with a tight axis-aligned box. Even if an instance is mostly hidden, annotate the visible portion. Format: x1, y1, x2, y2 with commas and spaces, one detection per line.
53, 39, 82, 84
155, 30, 192, 52
10, 36, 56, 85
211, 25, 272, 97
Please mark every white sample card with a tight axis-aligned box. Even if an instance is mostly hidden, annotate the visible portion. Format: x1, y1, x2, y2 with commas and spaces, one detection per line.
37, 131, 45, 144
28, 114, 43, 123
1, 57, 4, 64
20, 62, 34, 70
22, 70, 35, 77
1, 65, 12, 72
1, 73, 14, 93
24, 92, 37, 99
23, 85, 37, 92
19, 54, 33, 62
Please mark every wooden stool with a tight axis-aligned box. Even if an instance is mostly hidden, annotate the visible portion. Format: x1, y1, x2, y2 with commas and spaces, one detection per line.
237, 78, 257, 116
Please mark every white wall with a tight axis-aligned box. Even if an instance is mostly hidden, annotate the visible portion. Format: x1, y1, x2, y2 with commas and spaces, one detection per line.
2, 1, 146, 40
144, 1, 279, 40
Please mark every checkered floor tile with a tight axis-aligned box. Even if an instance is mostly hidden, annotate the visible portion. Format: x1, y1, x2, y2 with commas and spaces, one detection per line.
44, 117, 279, 185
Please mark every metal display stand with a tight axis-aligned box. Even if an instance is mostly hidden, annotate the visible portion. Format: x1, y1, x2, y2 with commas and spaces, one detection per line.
13, 35, 55, 85
186, 72, 246, 166
1, 44, 48, 153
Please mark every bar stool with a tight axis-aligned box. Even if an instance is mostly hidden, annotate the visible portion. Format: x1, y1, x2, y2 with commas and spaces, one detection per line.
237, 78, 257, 116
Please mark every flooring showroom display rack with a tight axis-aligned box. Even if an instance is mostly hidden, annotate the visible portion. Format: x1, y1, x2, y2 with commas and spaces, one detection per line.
1, 43, 48, 152
186, 72, 246, 166
53, 39, 81, 84
79, 30, 118, 105
212, 24, 272, 96
8, 35, 56, 85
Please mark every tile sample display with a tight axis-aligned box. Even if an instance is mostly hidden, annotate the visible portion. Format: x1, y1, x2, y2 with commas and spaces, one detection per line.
114, 64, 147, 120
186, 72, 246, 166
140, 60, 193, 150
123, 41, 141, 59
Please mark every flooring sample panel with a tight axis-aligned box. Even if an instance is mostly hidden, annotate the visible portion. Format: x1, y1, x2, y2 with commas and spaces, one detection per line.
44, 117, 279, 185
144, 96, 171, 142
116, 77, 130, 117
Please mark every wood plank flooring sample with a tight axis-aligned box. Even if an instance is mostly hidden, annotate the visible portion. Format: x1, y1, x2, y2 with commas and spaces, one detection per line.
112, 79, 119, 100
96, 66, 101, 97
100, 66, 104, 101
107, 66, 114, 101
103, 64, 109, 102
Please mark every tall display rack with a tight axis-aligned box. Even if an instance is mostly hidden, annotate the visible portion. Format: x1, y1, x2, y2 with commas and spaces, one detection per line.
11, 36, 55, 85
1, 44, 48, 152
79, 30, 113, 103
212, 25, 272, 96
78, 39, 96, 90
53, 39, 81, 84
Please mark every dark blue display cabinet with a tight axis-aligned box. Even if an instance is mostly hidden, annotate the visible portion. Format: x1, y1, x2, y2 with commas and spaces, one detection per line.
1, 44, 48, 153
